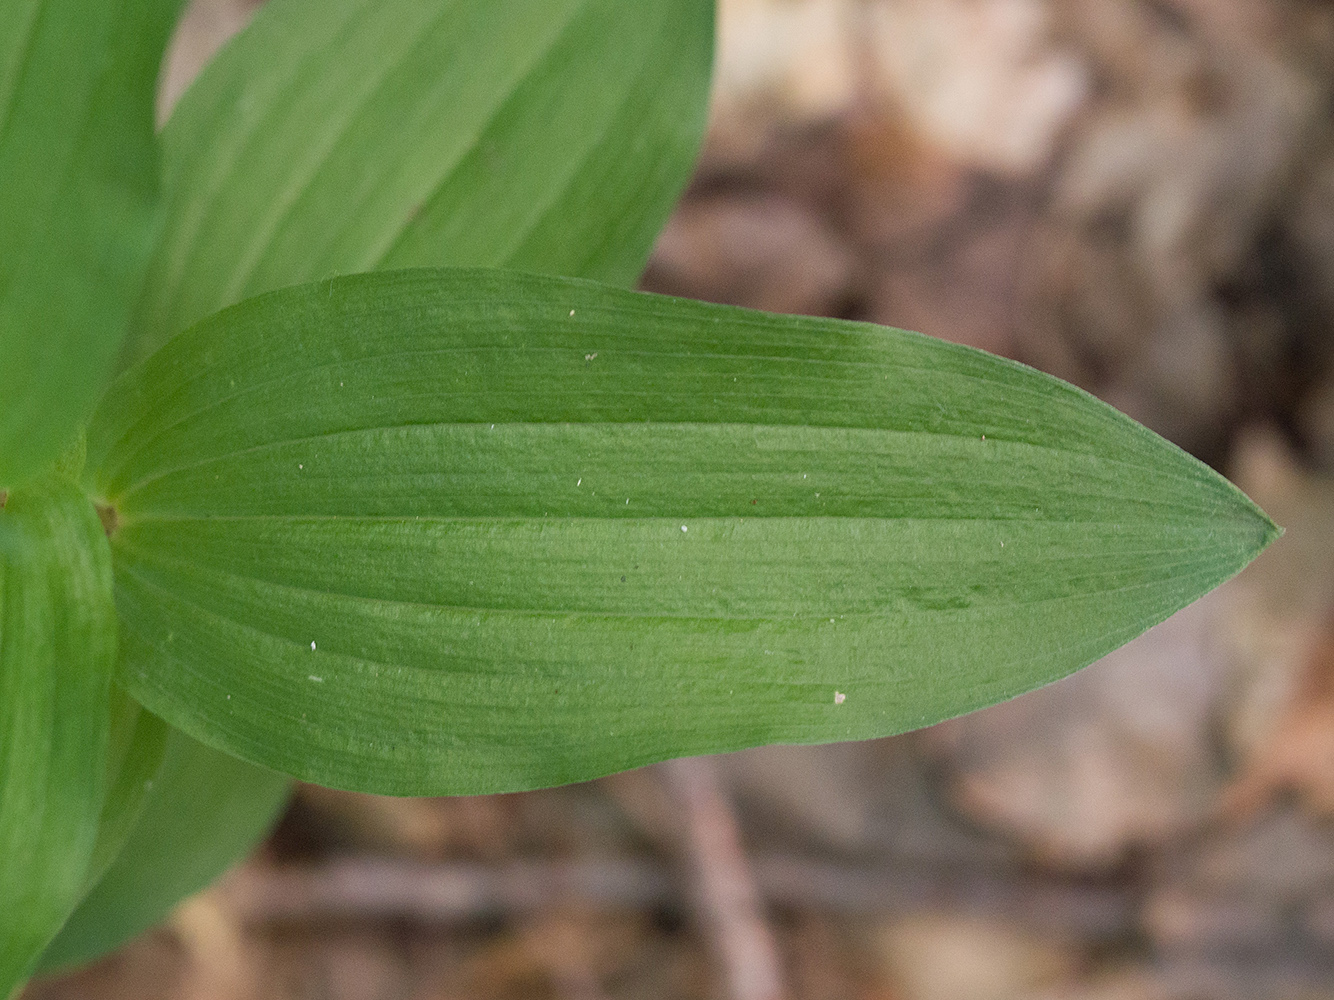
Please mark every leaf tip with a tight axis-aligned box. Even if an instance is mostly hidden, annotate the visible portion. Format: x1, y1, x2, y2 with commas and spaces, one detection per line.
1225, 487, 1283, 578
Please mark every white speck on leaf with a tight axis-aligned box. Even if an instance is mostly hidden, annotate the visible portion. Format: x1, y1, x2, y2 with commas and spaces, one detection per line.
834, 691, 846, 705
308, 675, 324, 683
585, 352, 597, 361
298, 463, 303, 470
577, 478, 582, 486
569, 309, 575, 317
310, 641, 317, 651
681, 525, 688, 532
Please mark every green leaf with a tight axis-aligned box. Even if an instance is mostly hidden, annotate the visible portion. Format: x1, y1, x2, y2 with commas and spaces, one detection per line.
86, 269, 1278, 796
0, 0, 186, 488
0, 474, 116, 995
126, 0, 714, 363
80, 691, 168, 897
38, 727, 289, 973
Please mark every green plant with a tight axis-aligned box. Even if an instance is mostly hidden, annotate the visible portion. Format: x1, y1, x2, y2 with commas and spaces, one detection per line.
0, 0, 1277, 993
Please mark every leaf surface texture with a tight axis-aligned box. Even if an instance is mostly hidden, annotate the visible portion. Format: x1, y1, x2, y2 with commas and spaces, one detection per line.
0, 475, 116, 992
0, 0, 183, 487
129, 0, 714, 360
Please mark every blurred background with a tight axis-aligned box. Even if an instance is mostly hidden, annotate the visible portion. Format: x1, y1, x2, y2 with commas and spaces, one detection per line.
27, 0, 1334, 997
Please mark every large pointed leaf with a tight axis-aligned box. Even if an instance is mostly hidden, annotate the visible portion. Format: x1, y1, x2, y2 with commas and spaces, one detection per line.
86, 269, 1278, 796
126, 0, 714, 362
0, 0, 185, 488
0, 474, 116, 995
38, 727, 289, 973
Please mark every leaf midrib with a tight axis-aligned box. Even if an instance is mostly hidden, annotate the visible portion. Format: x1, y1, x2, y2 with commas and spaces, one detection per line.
114, 526, 1233, 623
102, 420, 1224, 523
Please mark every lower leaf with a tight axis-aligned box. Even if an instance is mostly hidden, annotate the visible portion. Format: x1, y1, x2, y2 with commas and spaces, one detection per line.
0, 474, 116, 995
38, 726, 290, 973
80, 691, 169, 897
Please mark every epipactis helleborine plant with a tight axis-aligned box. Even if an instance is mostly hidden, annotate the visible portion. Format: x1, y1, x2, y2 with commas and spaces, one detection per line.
0, 0, 1277, 993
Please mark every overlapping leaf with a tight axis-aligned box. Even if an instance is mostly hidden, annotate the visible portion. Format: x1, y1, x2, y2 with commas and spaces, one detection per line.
86, 269, 1278, 795
20, 0, 710, 968
127, 0, 714, 361
56, 0, 713, 964
0, 0, 184, 487
38, 730, 290, 972
0, 475, 116, 994
79, 691, 168, 895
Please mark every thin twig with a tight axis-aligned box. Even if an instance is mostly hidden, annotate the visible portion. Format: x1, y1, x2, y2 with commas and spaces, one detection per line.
663, 756, 788, 1000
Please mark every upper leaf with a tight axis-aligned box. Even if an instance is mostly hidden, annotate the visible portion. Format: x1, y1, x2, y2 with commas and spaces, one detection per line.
126, 0, 714, 363
0, 474, 116, 994
0, 0, 185, 488
86, 269, 1278, 796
